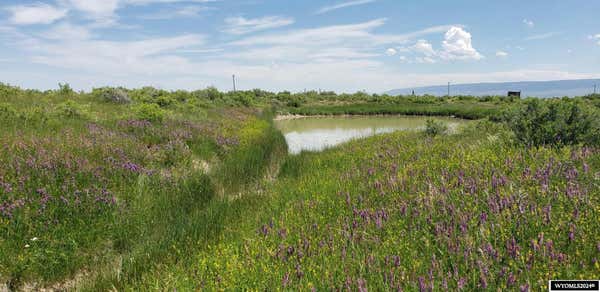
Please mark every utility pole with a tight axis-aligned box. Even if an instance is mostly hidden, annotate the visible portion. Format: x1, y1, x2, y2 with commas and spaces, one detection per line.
594, 84, 597, 94
447, 82, 450, 96
232, 74, 236, 92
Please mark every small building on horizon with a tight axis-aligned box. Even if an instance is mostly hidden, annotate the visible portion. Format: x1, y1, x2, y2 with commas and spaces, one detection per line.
508, 91, 521, 98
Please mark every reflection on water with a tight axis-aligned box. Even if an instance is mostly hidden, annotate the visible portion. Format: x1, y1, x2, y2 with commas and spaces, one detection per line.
275, 115, 466, 154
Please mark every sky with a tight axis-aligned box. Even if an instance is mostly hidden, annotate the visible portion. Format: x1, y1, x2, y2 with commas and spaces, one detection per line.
0, 0, 599, 93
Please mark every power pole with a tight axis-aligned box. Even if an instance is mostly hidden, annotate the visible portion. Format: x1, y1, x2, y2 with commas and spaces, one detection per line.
447, 82, 450, 96
594, 84, 597, 94
232, 74, 236, 92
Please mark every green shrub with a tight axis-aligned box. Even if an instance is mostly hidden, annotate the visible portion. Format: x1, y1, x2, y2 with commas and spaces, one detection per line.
57, 83, 74, 97
0, 103, 17, 121
286, 99, 302, 108
193, 87, 222, 101
424, 119, 448, 136
154, 95, 175, 107
132, 103, 165, 122
92, 87, 131, 104
54, 100, 86, 118
507, 98, 599, 146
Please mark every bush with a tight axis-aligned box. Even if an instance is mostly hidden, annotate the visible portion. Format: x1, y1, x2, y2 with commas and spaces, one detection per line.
193, 87, 222, 101
507, 98, 599, 146
286, 99, 302, 108
92, 87, 131, 104
54, 100, 87, 118
57, 83, 74, 97
132, 103, 165, 122
424, 119, 448, 136
0, 103, 17, 121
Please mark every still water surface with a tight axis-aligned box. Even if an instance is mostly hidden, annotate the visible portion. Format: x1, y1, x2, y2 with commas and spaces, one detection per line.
275, 115, 467, 154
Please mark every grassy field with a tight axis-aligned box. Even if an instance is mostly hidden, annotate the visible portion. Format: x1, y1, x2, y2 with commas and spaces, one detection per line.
0, 83, 599, 290
122, 123, 599, 290
0, 84, 287, 289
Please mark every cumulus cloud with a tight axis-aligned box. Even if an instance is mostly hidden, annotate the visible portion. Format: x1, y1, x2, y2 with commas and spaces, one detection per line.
439, 26, 483, 60
412, 40, 436, 56
316, 0, 376, 15
385, 48, 397, 56
523, 19, 534, 28
223, 16, 295, 35
398, 27, 482, 62
6, 3, 68, 25
496, 51, 508, 57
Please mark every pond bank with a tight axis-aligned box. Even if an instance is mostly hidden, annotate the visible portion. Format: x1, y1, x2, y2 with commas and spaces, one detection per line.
282, 102, 504, 120
274, 113, 465, 121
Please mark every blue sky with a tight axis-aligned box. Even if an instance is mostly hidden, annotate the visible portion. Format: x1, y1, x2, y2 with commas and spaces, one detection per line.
1, 0, 599, 92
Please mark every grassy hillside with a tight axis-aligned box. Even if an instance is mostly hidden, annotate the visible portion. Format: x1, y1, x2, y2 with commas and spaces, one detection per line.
0, 84, 287, 289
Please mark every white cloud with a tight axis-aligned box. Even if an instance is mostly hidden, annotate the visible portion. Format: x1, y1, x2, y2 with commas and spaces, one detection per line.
496, 51, 508, 57
589, 34, 600, 46
125, 0, 217, 4
413, 39, 436, 56
232, 19, 451, 47
55, 0, 216, 24
28, 34, 205, 77
525, 32, 560, 41
523, 19, 534, 28
385, 48, 397, 56
138, 6, 211, 20
64, 0, 119, 17
439, 26, 483, 60
316, 0, 376, 15
415, 56, 436, 64
6, 3, 68, 25
41, 22, 92, 40
223, 16, 295, 35
394, 27, 482, 63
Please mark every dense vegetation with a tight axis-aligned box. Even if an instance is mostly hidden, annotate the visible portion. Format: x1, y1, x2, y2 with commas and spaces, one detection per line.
0, 82, 598, 290
0, 83, 287, 290
136, 123, 599, 291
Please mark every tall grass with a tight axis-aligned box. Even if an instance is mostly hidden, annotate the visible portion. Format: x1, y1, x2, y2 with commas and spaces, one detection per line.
129, 123, 599, 291
0, 86, 287, 290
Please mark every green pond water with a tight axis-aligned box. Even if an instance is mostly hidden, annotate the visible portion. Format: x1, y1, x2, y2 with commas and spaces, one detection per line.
275, 115, 468, 154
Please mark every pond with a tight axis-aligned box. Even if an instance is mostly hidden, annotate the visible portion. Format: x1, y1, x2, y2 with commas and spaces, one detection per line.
275, 115, 468, 154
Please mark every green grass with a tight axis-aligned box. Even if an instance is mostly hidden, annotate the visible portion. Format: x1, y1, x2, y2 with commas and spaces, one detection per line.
125, 123, 599, 291
0, 88, 287, 290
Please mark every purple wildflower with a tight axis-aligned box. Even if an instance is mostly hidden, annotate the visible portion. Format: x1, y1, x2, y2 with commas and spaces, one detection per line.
507, 272, 516, 287
457, 277, 466, 290
479, 212, 487, 225
282, 272, 290, 287
506, 237, 520, 259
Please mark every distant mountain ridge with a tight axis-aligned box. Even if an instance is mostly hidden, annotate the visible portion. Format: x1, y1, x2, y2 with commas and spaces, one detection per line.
385, 79, 600, 98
